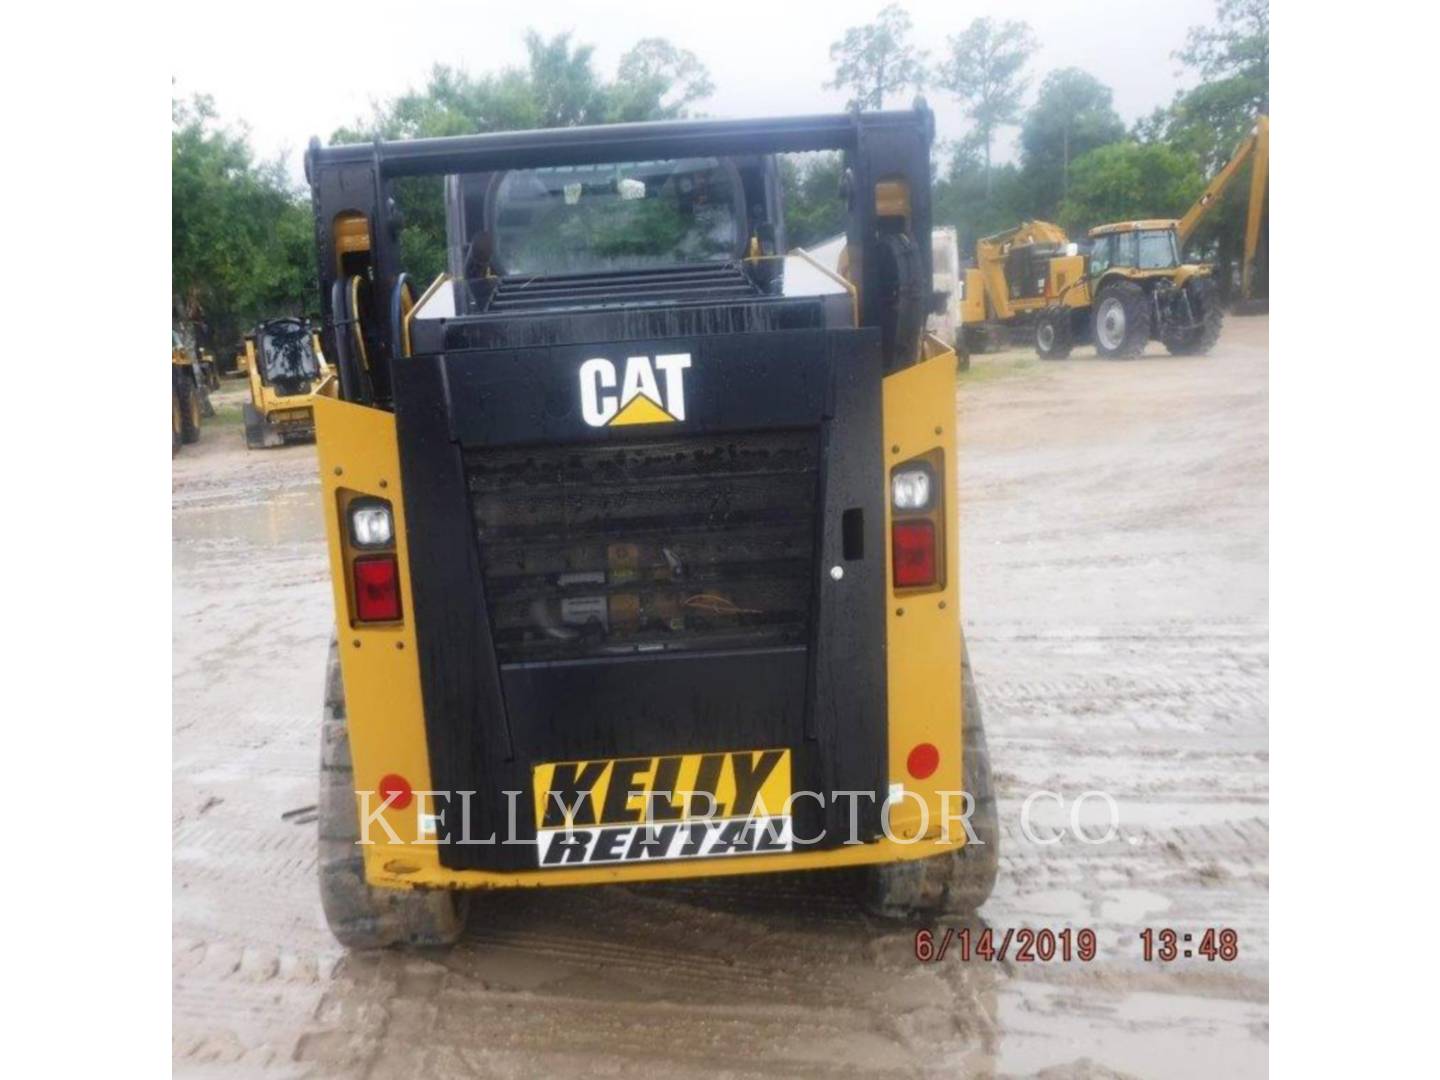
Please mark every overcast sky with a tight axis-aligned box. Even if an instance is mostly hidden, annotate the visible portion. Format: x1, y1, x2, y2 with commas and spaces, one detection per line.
172, 0, 1216, 183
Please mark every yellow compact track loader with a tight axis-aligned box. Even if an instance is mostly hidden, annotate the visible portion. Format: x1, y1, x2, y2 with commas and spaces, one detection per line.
304, 103, 998, 948
242, 318, 334, 448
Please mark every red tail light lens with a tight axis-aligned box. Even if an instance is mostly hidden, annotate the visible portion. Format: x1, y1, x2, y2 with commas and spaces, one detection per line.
892, 521, 936, 588
353, 555, 402, 622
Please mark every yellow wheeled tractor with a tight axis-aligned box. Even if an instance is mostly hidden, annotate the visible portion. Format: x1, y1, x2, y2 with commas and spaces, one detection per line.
1038, 220, 1223, 360
958, 218, 1222, 360
242, 318, 334, 449
304, 103, 998, 948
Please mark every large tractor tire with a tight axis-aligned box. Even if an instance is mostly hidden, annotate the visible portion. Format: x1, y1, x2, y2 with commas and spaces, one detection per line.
177, 371, 202, 444
172, 382, 182, 457
318, 634, 469, 949
865, 640, 999, 918
1035, 309, 1074, 360
1162, 277, 1224, 356
1091, 281, 1151, 359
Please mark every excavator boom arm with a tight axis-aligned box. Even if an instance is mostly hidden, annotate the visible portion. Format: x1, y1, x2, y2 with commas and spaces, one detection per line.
1177, 115, 1269, 248
1240, 116, 1269, 300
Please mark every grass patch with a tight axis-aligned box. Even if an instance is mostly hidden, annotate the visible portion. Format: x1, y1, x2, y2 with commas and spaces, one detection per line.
958, 352, 1041, 384
209, 401, 246, 427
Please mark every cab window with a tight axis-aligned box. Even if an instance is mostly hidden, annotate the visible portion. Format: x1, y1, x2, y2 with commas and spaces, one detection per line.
1111, 230, 1138, 268
258, 325, 321, 384
1137, 229, 1179, 270
1089, 235, 1113, 274
490, 157, 743, 277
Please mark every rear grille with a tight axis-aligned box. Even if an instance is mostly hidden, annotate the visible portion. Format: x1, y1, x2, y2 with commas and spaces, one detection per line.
485, 264, 759, 313
465, 430, 820, 665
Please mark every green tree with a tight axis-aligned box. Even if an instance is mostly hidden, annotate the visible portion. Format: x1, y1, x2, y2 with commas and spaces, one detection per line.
1177, 0, 1269, 117
334, 31, 716, 283
940, 17, 1038, 194
932, 133, 1031, 257
612, 38, 715, 121
824, 4, 927, 110
1019, 68, 1125, 215
779, 153, 846, 249
1058, 142, 1205, 233
1140, 0, 1268, 294
171, 95, 314, 353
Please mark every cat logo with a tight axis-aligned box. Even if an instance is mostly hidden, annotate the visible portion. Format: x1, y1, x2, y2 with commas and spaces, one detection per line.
579, 353, 691, 427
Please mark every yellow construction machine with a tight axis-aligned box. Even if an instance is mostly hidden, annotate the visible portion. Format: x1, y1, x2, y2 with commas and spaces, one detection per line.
957, 115, 1268, 357
1177, 114, 1269, 310
171, 324, 212, 455
957, 220, 1087, 354
241, 318, 334, 448
304, 104, 999, 948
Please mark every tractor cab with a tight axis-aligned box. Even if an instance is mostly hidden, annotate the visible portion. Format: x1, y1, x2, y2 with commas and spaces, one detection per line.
1086, 220, 1185, 277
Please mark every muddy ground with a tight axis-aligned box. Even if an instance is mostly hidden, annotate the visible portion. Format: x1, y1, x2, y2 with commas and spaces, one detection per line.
174, 319, 1268, 1077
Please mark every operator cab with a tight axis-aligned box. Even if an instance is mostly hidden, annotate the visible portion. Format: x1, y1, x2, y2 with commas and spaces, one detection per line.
255, 318, 322, 397
1087, 220, 1182, 275
413, 154, 852, 353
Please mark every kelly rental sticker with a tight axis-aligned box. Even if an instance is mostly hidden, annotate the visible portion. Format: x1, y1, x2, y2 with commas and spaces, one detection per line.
530, 749, 793, 867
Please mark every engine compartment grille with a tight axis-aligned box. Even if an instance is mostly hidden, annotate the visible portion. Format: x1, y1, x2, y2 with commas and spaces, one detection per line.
484, 264, 760, 313
465, 430, 820, 665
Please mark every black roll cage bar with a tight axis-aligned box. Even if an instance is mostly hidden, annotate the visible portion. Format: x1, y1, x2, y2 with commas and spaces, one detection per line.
305, 102, 936, 405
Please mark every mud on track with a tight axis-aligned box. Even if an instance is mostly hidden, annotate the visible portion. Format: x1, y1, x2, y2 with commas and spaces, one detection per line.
174, 322, 1268, 1077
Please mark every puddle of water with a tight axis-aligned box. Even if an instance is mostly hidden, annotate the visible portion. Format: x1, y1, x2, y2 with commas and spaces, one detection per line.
173, 488, 325, 550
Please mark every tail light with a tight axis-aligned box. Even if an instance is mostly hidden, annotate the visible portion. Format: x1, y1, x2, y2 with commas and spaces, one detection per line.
892, 521, 936, 588
353, 555, 402, 622
348, 497, 394, 548
890, 451, 944, 592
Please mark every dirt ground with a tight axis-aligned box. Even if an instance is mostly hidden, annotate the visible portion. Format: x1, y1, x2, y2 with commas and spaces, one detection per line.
173, 319, 1268, 1078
